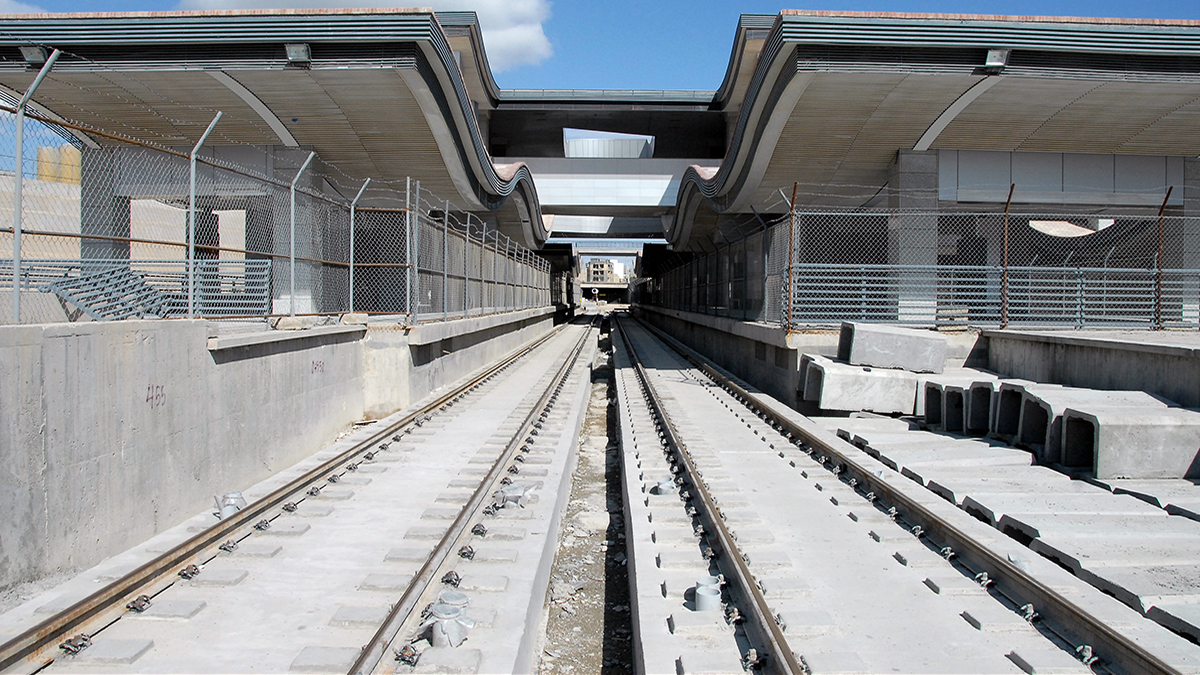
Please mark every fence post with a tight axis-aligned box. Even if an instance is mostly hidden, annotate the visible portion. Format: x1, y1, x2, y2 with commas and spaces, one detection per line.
443, 200, 449, 321
188, 111, 222, 320
11, 48, 60, 324
492, 232, 499, 313
289, 151, 316, 317
349, 178, 370, 315
479, 218, 487, 314
463, 213, 470, 318
1000, 184, 1014, 329
785, 183, 797, 331
1155, 186, 1173, 330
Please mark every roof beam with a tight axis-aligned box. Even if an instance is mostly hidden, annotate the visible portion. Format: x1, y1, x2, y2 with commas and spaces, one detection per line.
208, 70, 298, 147
912, 75, 1001, 152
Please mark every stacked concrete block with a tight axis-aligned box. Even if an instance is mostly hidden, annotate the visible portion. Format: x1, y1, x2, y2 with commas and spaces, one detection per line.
1062, 406, 1200, 480
837, 322, 948, 374
1017, 389, 1173, 464
991, 382, 1064, 444
801, 354, 918, 414
921, 369, 999, 432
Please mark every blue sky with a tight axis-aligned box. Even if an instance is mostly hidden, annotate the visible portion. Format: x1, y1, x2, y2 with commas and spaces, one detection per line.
9, 0, 1200, 90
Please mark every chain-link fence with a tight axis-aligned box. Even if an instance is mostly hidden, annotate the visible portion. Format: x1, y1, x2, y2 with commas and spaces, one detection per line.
639, 206, 1200, 330
0, 108, 550, 325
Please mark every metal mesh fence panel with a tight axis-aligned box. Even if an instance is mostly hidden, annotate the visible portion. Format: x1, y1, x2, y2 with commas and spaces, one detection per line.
645, 207, 1200, 330
2, 107, 551, 325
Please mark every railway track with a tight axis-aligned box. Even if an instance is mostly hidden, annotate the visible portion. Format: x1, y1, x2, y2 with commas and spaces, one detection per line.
0, 317, 597, 675
4, 309, 1198, 675
613, 313, 1190, 675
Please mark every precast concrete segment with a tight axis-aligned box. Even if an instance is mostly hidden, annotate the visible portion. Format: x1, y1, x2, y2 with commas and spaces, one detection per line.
1016, 390, 1174, 465
618, 320, 1086, 675
634, 318, 1200, 675
837, 322, 949, 374
920, 370, 999, 431
611, 331, 746, 675
802, 354, 919, 414
2, 322, 595, 675
1062, 406, 1200, 480
1089, 479, 1200, 524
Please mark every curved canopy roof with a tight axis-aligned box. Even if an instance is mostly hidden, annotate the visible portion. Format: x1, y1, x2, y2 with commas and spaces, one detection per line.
0, 8, 548, 248
668, 11, 1200, 250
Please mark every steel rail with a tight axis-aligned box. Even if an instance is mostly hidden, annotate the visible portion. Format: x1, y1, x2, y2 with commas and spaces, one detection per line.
0, 322, 573, 673
634, 315, 1180, 675
613, 315, 801, 675
350, 316, 597, 675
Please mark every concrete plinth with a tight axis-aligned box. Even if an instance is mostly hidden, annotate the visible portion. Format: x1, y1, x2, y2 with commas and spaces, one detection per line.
837, 322, 947, 374
1017, 389, 1173, 464
802, 354, 918, 414
1062, 406, 1200, 479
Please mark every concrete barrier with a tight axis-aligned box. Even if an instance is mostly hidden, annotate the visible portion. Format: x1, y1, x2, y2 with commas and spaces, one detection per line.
1062, 406, 1200, 479
837, 322, 947, 374
1017, 389, 1173, 464
802, 354, 918, 414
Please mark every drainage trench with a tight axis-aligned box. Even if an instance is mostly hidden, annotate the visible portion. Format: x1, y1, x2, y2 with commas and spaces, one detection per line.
537, 316, 633, 674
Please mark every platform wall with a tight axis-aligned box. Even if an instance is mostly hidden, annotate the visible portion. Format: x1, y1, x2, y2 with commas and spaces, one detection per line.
0, 310, 554, 592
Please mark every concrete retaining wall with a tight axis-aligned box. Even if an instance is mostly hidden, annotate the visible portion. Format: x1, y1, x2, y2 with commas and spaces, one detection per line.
0, 308, 554, 591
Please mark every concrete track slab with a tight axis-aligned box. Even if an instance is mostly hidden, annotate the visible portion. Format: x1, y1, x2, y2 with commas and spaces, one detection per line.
1148, 601, 1200, 643
961, 492, 1163, 526
1093, 479, 1200, 508
61, 639, 155, 666
1030, 536, 1200, 574
129, 600, 206, 621
995, 513, 1187, 541
1006, 645, 1094, 674
1078, 563, 1200, 610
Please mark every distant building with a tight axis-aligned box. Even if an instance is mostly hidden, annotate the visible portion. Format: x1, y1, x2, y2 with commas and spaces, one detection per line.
586, 259, 616, 284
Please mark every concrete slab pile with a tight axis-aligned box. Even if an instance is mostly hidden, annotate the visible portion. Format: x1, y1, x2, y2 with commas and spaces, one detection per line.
1017, 389, 1174, 464
920, 370, 999, 431
837, 322, 947, 374
1062, 407, 1200, 480
801, 354, 918, 414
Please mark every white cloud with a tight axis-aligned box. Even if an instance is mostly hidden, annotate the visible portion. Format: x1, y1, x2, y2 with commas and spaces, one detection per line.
0, 0, 48, 13
173, 0, 552, 72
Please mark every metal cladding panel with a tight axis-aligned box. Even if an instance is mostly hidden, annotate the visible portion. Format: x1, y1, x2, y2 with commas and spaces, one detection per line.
932, 77, 1200, 155
0, 12, 438, 45
756, 72, 976, 208
776, 13, 1200, 56
0, 70, 282, 146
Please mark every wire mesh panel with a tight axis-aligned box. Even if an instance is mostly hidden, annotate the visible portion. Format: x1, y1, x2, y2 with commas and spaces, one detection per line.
645, 207, 1200, 330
